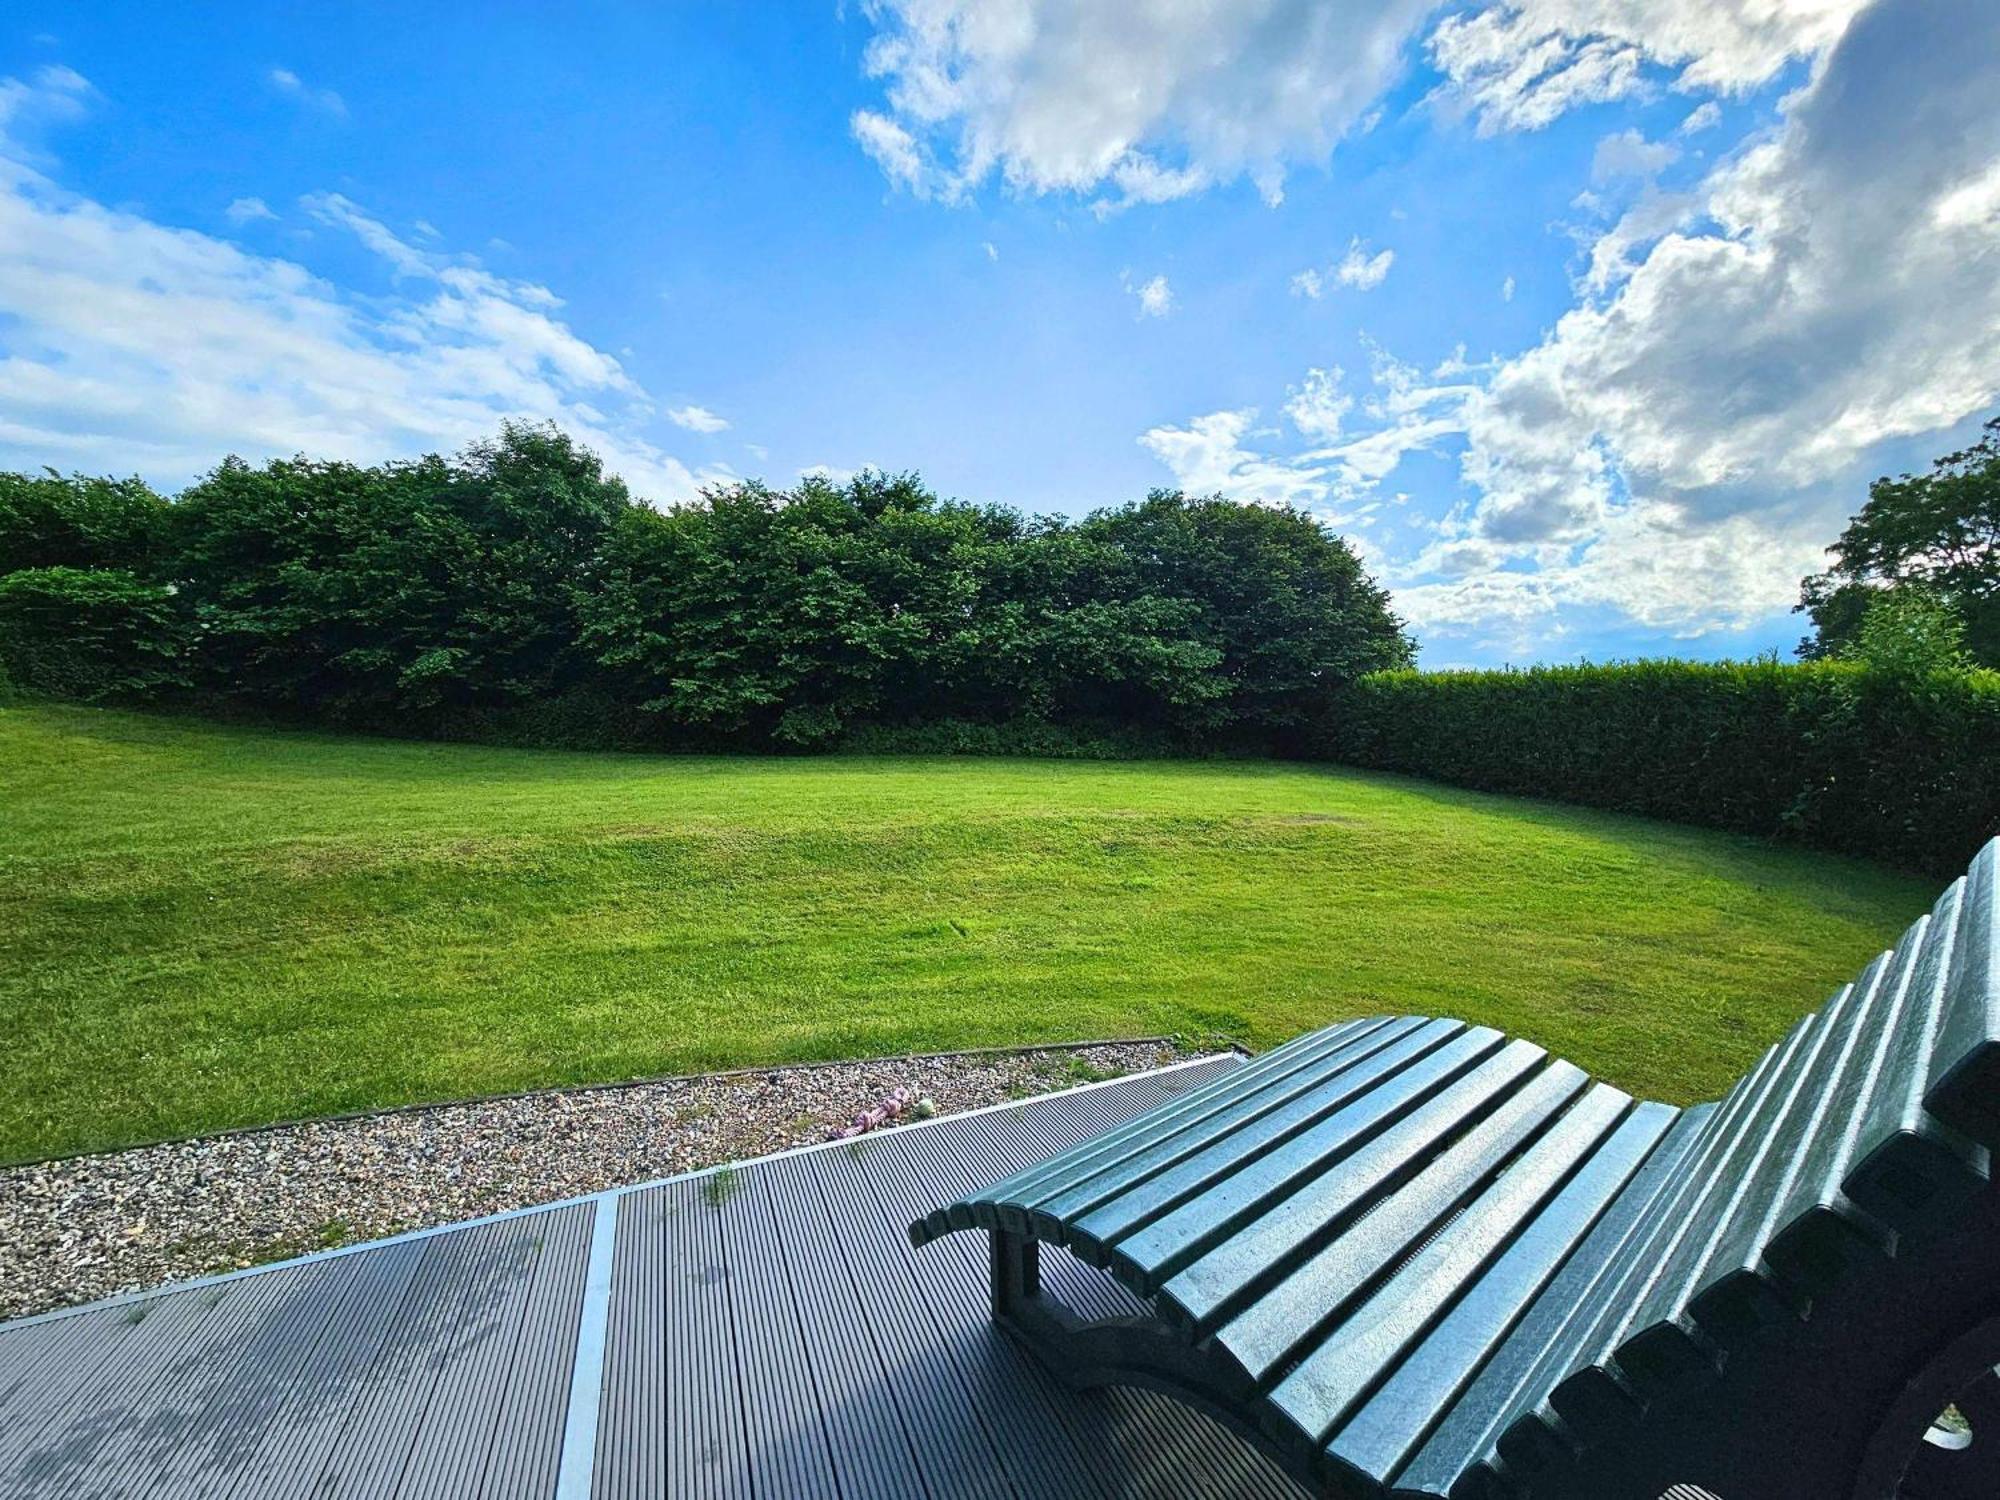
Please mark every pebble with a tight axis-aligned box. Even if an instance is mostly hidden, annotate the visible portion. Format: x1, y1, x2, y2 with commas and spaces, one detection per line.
0, 1041, 1194, 1322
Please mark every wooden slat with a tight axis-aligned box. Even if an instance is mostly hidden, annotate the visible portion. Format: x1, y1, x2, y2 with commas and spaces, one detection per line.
1112, 1027, 1509, 1291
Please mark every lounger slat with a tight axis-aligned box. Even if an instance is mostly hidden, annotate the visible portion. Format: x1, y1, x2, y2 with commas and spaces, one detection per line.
1925, 841, 2000, 1146
1384, 1099, 1689, 1497
1027, 1017, 1433, 1234
1202, 1054, 1583, 1378
1535, 1017, 1811, 1419
1068, 1020, 1473, 1260
930, 1019, 1386, 1239
1107, 1028, 1508, 1291
1266, 1081, 1629, 1447
1920, 848, 2000, 1152
1131, 1033, 1523, 1308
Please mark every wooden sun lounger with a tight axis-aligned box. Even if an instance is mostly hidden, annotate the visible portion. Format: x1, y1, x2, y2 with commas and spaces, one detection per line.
912, 840, 2000, 1500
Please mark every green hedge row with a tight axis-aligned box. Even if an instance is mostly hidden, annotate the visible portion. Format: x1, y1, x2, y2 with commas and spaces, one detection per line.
1318, 660, 2000, 876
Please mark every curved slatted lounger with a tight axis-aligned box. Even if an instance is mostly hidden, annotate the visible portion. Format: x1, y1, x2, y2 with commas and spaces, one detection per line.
910, 840, 2000, 1500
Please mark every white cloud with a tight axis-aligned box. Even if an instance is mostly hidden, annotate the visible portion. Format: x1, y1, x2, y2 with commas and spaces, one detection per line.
224, 196, 275, 225
0, 68, 714, 504
848, 1, 1875, 213
851, 108, 931, 196
1933, 158, 2000, 231
799, 462, 866, 485
1292, 237, 1394, 298
1678, 100, 1722, 134
1590, 127, 1678, 182
846, 0, 1883, 221
667, 404, 729, 434
268, 66, 346, 118
1142, 350, 1470, 520
1123, 270, 1175, 318
1334, 237, 1395, 289
850, 0, 1437, 207
1501, 274, 1516, 301
981, 239, 998, 260
1140, 408, 1330, 509
1283, 367, 1353, 441
0, 63, 91, 136
1427, 0, 1867, 136
1427, 0, 2000, 639
1458, 0, 2000, 546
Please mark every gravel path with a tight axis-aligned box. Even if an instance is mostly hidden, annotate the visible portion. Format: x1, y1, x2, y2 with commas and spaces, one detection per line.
0, 1039, 1201, 1322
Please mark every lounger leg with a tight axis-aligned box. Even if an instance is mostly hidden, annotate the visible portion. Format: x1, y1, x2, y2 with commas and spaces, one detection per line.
989, 1229, 1039, 1319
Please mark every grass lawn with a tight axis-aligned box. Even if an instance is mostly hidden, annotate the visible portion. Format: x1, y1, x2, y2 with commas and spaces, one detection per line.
0, 704, 1937, 1164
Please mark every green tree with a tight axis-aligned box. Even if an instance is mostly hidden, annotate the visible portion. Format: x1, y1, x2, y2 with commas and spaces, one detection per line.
172, 422, 629, 715
0, 472, 170, 575
1839, 585, 1972, 677
1797, 416, 2000, 666
1071, 493, 1415, 739
581, 472, 1028, 746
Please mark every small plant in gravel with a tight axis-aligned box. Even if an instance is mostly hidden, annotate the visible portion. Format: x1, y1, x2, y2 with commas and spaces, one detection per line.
702, 1166, 741, 1209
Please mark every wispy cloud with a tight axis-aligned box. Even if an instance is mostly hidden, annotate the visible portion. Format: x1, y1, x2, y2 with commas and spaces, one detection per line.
269, 66, 346, 118
667, 405, 729, 434
1294, 238, 1394, 297
1335, 238, 1395, 289
1122, 271, 1175, 318
224, 196, 275, 225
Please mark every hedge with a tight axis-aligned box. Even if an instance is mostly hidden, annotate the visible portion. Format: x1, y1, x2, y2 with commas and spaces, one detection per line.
1317, 660, 2000, 877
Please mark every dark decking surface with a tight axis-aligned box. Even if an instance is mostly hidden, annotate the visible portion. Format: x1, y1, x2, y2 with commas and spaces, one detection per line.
0, 1056, 1306, 1500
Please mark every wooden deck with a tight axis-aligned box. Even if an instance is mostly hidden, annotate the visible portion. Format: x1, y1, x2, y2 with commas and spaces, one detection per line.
0, 1055, 1305, 1499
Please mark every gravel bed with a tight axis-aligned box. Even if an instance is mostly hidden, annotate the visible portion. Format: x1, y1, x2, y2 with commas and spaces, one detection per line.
0, 1039, 1200, 1322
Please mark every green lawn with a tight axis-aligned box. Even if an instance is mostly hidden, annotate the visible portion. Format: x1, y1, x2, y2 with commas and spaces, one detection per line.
0, 704, 1936, 1163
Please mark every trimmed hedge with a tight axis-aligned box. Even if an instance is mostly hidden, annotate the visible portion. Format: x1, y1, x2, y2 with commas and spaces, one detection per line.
1318, 660, 2000, 876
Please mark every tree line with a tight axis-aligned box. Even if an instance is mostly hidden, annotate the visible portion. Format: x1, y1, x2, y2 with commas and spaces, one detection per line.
0, 423, 1415, 750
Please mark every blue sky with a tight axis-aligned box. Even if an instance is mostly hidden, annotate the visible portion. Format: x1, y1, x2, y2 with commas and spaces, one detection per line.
3, 1, 1996, 666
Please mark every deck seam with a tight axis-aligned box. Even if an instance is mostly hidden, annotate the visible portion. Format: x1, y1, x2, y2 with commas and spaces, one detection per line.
555, 1193, 620, 1500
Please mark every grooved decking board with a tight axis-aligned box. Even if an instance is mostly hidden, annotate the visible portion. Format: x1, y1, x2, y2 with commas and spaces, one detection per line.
593, 1054, 1307, 1500
0, 1203, 593, 1499
0, 1056, 1291, 1499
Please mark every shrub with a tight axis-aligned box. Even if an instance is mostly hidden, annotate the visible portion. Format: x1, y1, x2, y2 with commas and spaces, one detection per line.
0, 567, 189, 702
1318, 660, 2000, 875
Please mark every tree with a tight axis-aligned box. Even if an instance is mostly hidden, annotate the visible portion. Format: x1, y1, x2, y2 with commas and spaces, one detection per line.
1797, 416, 2000, 667
1070, 493, 1416, 739
170, 422, 632, 716
580, 472, 1030, 746
1839, 585, 1972, 677
0, 471, 170, 576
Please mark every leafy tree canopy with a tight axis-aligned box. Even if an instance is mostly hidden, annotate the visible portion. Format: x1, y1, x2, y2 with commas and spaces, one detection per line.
0, 471, 170, 575
1798, 416, 2000, 666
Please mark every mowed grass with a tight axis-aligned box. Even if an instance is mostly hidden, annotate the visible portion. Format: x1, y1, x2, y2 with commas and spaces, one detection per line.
0, 704, 1935, 1163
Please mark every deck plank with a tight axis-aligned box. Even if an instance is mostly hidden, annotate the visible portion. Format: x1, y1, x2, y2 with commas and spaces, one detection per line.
0, 1058, 1298, 1500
